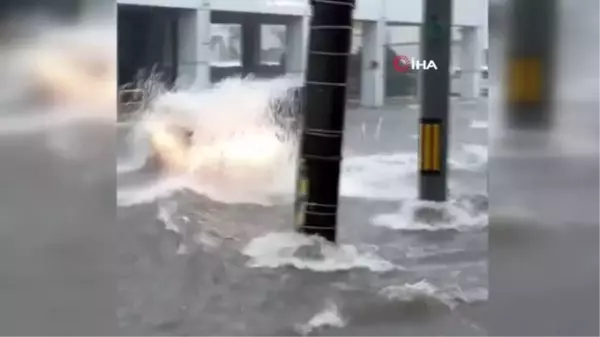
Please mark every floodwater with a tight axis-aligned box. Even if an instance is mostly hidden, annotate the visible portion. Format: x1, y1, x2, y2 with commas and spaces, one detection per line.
115, 78, 489, 335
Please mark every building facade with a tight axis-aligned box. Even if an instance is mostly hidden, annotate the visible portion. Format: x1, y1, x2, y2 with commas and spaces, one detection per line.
117, 0, 488, 106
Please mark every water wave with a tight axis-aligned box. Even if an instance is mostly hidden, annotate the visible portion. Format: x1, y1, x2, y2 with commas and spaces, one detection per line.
242, 232, 399, 272
372, 198, 488, 232
379, 280, 488, 310
295, 301, 346, 335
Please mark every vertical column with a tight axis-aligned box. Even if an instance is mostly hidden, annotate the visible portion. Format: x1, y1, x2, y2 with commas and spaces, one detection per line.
458, 26, 483, 99
285, 15, 310, 76
360, 19, 385, 107
418, 0, 452, 202
146, 12, 166, 72
241, 19, 261, 77
295, 0, 356, 243
177, 7, 211, 90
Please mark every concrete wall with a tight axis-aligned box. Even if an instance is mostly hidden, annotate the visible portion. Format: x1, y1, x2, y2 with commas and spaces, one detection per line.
118, 0, 203, 9
117, 0, 488, 59
117, 0, 487, 99
210, 24, 485, 64
117, 0, 487, 28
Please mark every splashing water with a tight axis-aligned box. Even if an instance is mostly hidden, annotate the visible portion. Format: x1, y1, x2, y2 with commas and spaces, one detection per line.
295, 301, 347, 335
242, 232, 398, 272
117, 75, 303, 206
379, 279, 488, 310
372, 198, 488, 232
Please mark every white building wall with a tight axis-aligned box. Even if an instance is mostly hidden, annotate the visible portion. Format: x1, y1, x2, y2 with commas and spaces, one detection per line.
118, 0, 487, 98
360, 19, 386, 107
117, 0, 486, 28
177, 8, 211, 89
118, 0, 204, 9
211, 0, 308, 15
117, 0, 487, 53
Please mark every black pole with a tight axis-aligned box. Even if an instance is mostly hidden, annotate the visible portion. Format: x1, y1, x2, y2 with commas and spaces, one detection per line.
241, 18, 260, 77
295, 0, 356, 243
505, 0, 557, 130
418, 0, 452, 202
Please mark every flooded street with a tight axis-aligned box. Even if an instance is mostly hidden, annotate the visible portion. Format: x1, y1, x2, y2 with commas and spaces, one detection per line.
116, 95, 489, 335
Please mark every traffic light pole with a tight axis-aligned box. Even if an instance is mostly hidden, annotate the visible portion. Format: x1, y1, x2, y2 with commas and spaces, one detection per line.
418, 0, 452, 202
295, 0, 356, 243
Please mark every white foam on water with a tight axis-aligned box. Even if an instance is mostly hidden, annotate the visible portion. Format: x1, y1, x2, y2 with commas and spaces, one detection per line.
242, 232, 398, 272
405, 246, 471, 259
455, 287, 488, 303
116, 171, 283, 208
371, 199, 487, 232
156, 202, 180, 234
463, 144, 488, 157
340, 153, 419, 200
296, 301, 347, 335
380, 280, 487, 310
380, 280, 458, 309
117, 123, 152, 174
339, 147, 488, 201
117, 175, 188, 207
193, 231, 226, 250
449, 144, 489, 171
381, 281, 487, 307
117, 75, 302, 206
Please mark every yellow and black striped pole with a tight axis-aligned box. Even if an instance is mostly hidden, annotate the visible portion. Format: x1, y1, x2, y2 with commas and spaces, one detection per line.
505, 0, 557, 129
418, 0, 452, 202
419, 118, 443, 174
294, 0, 356, 243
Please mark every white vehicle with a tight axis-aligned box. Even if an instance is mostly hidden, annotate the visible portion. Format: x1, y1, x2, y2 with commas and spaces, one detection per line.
450, 65, 489, 96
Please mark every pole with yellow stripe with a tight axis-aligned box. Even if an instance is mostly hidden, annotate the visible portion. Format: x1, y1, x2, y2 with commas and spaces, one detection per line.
418, 0, 452, 202
505, 0, 557, 129
420, 118, 443, 173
